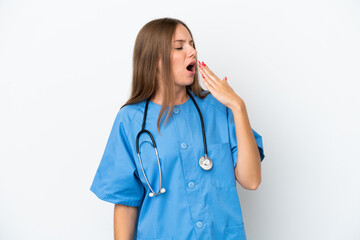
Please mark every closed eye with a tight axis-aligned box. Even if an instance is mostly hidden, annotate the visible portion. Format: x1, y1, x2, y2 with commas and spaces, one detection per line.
176, 47, 183, 50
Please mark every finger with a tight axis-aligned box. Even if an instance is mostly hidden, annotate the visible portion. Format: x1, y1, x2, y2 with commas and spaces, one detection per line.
201, 65, 219, 84
197, 61, 205, 75
200, 72, 216, 89
199, 64, 219, 86
201, 61, 215, 75
200, 73, 211, 90
202, 76, 215, 93
198, 61, 215, 80
201, 62, 219, 82
202, 69, 218, 87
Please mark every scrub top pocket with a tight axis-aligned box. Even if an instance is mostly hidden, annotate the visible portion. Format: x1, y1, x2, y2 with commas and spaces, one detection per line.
224, 223, 247, 240
207, 142, 236, 188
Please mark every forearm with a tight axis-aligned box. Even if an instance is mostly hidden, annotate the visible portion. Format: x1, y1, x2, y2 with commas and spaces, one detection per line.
114, 204, 138, 240
230, 99, 261, 190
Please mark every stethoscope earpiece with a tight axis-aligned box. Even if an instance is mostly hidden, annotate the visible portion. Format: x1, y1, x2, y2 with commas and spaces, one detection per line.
148, 188, 166, 198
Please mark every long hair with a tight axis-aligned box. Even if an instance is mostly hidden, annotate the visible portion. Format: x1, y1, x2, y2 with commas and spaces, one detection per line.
121, 17, 210, 134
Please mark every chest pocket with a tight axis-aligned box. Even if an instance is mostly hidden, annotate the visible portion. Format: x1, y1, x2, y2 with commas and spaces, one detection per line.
206, 142, 236, 188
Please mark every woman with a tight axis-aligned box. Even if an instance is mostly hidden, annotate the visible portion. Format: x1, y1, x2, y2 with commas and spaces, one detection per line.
90, 17, 265, 240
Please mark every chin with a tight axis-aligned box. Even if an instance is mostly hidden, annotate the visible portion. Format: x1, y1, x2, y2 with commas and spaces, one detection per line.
175, 78, 194, 87
187, 76, 195, 84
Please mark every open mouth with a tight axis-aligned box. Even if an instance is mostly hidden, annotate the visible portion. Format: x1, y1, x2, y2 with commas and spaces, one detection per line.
186, 62, 196, 73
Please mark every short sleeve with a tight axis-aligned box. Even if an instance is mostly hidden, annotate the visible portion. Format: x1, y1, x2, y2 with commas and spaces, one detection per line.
227, 107, 265, 168
90, 111, 145, 207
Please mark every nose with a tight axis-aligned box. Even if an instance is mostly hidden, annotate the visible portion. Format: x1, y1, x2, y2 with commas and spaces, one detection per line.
189, 45, 197, 58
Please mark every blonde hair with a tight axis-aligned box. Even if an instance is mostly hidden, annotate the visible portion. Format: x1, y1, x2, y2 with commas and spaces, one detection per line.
121, 17, 210, 134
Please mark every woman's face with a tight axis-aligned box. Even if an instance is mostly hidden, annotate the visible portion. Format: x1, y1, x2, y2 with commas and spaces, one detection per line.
170, 24, 197, 89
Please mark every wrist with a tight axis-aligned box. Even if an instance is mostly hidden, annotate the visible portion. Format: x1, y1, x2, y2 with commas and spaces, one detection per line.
229, 97, 246, 113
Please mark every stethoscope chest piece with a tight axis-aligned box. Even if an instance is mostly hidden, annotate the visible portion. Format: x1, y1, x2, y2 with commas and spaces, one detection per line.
199, 155, 213, 170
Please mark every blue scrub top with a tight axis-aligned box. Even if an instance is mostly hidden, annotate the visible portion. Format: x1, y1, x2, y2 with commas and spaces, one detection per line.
90, 89, 265, 240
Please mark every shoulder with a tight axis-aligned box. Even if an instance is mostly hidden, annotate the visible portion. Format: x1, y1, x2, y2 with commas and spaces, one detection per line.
115, 101, 145, 135
197, 90, 227, 114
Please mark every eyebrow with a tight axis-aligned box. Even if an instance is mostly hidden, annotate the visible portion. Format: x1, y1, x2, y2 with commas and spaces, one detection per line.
173, 39, 193, 43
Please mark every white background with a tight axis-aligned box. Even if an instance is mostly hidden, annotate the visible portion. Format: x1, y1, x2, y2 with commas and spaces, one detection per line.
1, 0, 359, 239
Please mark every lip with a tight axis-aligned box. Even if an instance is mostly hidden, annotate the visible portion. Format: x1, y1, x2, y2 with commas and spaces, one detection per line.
187, 60, 196, 66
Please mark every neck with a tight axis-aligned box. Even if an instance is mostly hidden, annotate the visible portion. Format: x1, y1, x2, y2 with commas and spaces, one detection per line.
151, 86, 189, 106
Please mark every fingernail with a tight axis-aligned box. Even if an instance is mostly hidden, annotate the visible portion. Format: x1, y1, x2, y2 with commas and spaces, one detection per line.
198, 61, 202, 69
201, 74, 205, 78
202, 61, 206, 66
225, 76, 227, 81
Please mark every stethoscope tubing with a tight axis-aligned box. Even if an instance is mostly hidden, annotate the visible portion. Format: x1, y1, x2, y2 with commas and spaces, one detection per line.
187, 89, 208, 157
135, 88, 209, 197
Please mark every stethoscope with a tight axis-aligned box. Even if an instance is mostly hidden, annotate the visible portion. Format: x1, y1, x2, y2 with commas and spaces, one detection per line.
136, 88, 213, 197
